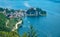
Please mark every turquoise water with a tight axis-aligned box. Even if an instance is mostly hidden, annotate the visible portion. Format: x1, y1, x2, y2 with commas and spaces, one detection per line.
18, 0, 60, 37
0, 0, 60, 37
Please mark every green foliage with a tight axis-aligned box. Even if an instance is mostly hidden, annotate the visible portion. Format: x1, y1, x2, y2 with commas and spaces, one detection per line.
0, 31, 20, 37
0, 7, 4, 12
4, 8, 15, 14
0, 8, 39, 37
0, 13, 7, 21
0, 13, 21, 31
7, 18, 18, 29
0, 13, 20, 37
27, 25, 38, 37
0, 13, 10, 31
22, 25, 38, 37
5, 8, 11, 13
10, 9, 15, 12
22, 32, 28, 37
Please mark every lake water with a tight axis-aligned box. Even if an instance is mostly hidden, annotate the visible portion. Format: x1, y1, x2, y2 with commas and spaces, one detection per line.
0, 0, 60, 37
18, 0, 60, 37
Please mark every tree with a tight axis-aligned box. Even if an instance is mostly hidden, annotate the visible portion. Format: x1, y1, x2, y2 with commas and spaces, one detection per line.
0, 13, 10, 31
0, 31, 20, 37
0, 7, 4, 12
27, 25, 38, 37
22, 32, 28, 37
21, 25, 38, 37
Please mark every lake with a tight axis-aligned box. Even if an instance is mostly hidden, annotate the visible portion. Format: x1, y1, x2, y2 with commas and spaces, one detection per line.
0, 0, 60, 37
18, 0, 60, 37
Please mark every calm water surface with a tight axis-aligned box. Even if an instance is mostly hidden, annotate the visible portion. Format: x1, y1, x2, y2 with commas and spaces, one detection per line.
0, 0, 60, 37
18, 0, 60, 37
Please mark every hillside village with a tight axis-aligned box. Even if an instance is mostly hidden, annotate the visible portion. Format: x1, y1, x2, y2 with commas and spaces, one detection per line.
0, 8, 25, 19
0, 7, 46, 37
0, 7, 46, 19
